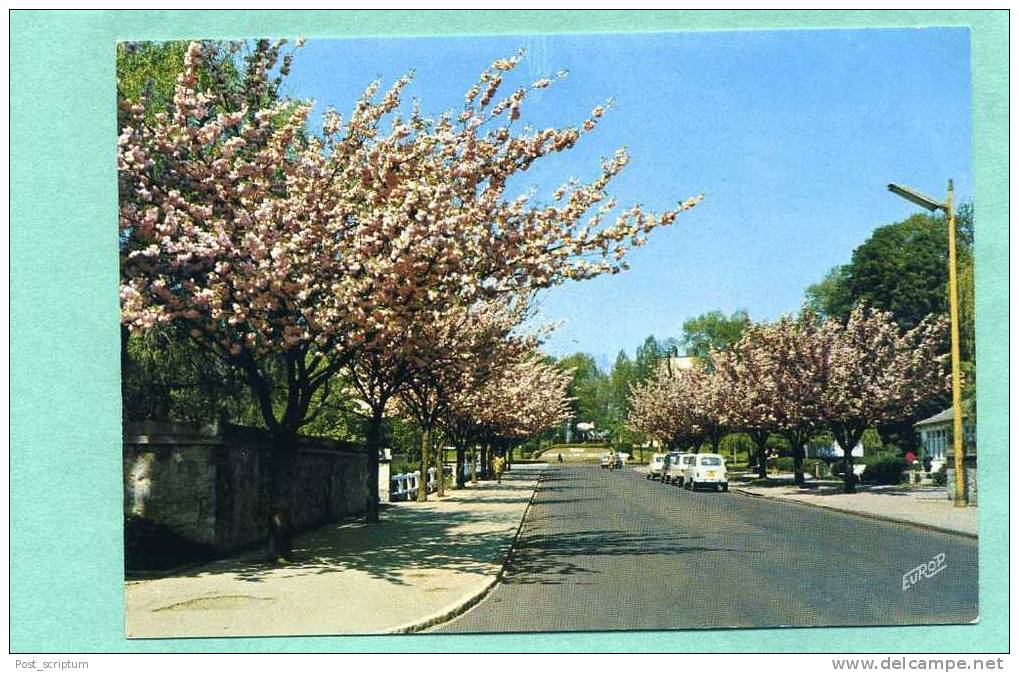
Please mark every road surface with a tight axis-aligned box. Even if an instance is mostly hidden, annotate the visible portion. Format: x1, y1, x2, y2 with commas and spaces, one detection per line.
434, 464, 978, 633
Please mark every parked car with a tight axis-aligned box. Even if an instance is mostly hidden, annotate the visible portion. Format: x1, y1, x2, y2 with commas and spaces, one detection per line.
667, 453, 697, 486
683, 453, 729, 491
646, 453, 667, 479
661, 452, 685, 484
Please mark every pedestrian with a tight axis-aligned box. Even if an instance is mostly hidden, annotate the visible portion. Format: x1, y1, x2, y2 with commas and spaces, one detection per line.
557, 453, 563, 463
493, 454, 506, 485
923, 455, 932, 473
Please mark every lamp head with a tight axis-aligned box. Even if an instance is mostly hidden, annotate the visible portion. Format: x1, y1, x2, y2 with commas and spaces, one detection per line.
887, 183, 945, 212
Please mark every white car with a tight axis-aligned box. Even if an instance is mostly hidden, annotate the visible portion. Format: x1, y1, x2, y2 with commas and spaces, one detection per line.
667, 453, 697, 486
660, 452, 685, 484
683, 453, 729, 491
646, 453, 667, 479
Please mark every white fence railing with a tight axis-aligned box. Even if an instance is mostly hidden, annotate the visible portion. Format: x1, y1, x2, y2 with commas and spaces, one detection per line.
389, 466, 453, 501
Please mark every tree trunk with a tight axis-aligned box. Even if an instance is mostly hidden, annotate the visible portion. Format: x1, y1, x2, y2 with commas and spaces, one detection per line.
792, 443, 806, 486
364, 411, 384, 523
267, 429, 298, 561
784, 430, 807, 486
833, 425, 863, 493
480, 443, 490, 480
435, 439, 445, 498
750, 430, 769, 479
843, 452, 857, 493
455, 441, 466, 489
417, 427, 431, 502
470, 446, 478, 484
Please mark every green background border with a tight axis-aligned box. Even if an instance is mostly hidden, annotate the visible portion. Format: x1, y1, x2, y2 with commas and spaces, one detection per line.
10, 10, 1008, 653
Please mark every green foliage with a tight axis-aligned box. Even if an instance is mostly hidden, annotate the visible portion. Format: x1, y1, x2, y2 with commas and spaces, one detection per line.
117, 40, 262, 129
634, 335, 677, 379
117, 41, 189, 126
848, 213, 954, 329
931, 464, 948, 486
803, 458, 827, 477
861, 428, 885, 452
875, 417, 924, 455
390, 455, 420, 476
766, 434, 792, 454
803, 205, 974, 365
805, 265, 854, 320
558, 336, 686, 447
122, 324, 364, 439
862, 453, 908, 485
299, 382, 360, 441
559, 352, 610, 429
609, 350, 636, 414
121, 326, 259, 425
681, 310, 751, 359
719, 432, 753, 464
386, 417, 426, 464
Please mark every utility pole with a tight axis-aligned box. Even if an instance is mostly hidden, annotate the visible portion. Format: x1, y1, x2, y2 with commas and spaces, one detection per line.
944, 180, 967, 507
887, 180, 967, 505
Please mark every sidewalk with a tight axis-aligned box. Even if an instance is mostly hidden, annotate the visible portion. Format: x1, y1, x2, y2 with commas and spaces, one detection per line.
125, 464, 544, 638
734, 480, 977, 537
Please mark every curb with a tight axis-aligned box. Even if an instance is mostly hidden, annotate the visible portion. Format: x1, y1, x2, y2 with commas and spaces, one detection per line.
384, 466, 547, 634
732, 487, 978, 540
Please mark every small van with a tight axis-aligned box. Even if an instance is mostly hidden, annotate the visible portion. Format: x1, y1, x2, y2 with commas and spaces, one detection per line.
661, 452, 686, 484
668, 453, 698, 486
682, 453, 729, 491
646, 453, 667, 480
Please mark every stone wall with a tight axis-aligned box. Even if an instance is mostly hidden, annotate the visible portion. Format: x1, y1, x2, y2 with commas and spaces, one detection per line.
124, 421, 368, 560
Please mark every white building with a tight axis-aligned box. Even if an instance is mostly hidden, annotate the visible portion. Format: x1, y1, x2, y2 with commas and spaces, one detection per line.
807, 439, 863, 459
915, 407, 977, 505
915, 407, 975, 469
658, 356, 697, 378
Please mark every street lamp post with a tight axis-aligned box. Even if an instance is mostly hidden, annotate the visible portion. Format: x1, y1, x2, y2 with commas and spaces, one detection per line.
887, 180, 967, 506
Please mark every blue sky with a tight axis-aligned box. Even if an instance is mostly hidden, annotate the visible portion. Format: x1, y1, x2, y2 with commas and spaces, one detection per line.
283, 28, 972, 368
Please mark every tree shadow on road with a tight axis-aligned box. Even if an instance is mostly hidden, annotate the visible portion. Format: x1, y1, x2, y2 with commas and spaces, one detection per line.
502, 529, 763, 586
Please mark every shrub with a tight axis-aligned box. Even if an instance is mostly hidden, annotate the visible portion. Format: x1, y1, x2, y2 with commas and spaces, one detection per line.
390, 456, 414, 475
931, 464, 948, 486
803, 458, 826, 477
863, 454, 908, 485
766, 435, 792, 454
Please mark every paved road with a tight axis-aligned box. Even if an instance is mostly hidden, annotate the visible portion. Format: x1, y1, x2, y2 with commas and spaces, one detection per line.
435, 464, 978, 633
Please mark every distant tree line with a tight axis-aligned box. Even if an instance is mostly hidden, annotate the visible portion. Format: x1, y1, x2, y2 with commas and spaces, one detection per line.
557, 205, 972, 465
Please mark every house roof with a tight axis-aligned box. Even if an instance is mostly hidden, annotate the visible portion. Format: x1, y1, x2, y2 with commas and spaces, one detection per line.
914, 406, 971, 428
